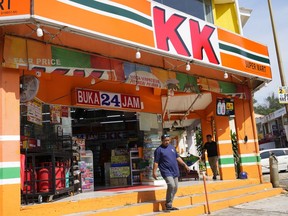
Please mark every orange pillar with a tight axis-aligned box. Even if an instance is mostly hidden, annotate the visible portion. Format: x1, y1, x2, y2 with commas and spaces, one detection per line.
205, 92, 235, 180
0, 66, 21, 215
214, 113, 236, 180
234, 96, 262, 180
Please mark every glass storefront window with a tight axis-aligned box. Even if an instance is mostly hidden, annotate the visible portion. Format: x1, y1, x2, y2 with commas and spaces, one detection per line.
154, 0, 213, 23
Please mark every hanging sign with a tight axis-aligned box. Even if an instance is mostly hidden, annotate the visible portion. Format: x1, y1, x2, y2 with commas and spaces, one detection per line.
50, 105, 62, 124
27, 98, 42, 125
216, 98, 235, 116
278, 86, 288, 104
74, 88, 142, 110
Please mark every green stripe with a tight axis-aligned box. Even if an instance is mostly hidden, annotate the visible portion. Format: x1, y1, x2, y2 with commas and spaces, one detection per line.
219, 157, 234, 165
219, 43, 270, 64
70, 0, 152, 27
218, 81, 237, 93
240, 156, 260, 164
0, 167, 20, 179
51, 46, 91, 68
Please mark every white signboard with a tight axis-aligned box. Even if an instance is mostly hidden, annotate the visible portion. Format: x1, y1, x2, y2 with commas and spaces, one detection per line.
27, 99, 42, 125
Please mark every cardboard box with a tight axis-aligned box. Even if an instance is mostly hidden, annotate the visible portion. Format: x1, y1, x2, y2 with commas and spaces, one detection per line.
110, 177, 128, 186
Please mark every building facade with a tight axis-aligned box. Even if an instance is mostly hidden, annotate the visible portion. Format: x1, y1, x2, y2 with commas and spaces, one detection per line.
0, 0, 272, 215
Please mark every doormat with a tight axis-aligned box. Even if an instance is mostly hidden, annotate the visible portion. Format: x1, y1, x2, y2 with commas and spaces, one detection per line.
96, 185, 159, 192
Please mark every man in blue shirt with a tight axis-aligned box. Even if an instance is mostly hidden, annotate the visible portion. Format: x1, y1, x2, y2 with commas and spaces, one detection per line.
153, 134, 190, 211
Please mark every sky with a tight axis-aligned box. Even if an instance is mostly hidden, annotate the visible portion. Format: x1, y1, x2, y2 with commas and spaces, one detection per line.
238, 0, 288, 104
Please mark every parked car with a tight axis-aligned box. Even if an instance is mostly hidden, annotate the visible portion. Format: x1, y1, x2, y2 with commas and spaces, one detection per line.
259, 148, 288, 173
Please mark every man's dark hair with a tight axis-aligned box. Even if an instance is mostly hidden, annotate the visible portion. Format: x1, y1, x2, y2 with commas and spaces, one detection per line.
206, 134, 212, 138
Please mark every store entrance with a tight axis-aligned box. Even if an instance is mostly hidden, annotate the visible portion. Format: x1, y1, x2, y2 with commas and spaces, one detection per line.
71, 108, 141, 188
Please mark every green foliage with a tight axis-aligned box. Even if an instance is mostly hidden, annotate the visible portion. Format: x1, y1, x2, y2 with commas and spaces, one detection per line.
195, 128, 206, 171
254, 92, 284, 115
195, 129, 203, 156
231, 130, 240, 178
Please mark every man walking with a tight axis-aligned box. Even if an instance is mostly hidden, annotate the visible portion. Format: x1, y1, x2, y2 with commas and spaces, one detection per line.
153, 134, 190, 211
202, 134, 219, 180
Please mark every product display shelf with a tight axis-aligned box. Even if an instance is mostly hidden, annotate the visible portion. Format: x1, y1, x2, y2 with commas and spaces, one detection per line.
129, 150, 143, 185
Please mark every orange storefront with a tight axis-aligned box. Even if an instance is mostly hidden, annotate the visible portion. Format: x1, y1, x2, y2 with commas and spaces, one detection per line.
0, 0, 272, 215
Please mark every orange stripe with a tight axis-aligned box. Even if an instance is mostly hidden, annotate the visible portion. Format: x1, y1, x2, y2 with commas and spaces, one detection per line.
220, 53, 272, 79
238, 143, 258, 155
217, 144, 234, 155
239, 165, 261, 178
218, 28, 269, 56
110, 0, 151, 15
0, 184, 20, 215
0, 141, 20, 162
34, 0, 154, 46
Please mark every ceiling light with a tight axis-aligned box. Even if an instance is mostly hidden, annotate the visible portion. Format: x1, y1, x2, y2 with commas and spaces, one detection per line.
186, 62, 191, 71
100, 120, 124, 124
135, 84, 140, 91
91, 78, 96, 85
36, 24, 44, 37
224, 72, 228, 79
135, 49, 141, 59
172, 120, 178, 126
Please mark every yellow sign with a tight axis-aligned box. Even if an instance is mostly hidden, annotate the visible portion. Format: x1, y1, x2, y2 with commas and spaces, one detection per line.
278, 86, 288, 104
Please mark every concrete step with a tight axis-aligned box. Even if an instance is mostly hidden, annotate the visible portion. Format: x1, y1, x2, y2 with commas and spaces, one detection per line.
63, 182, 282, 216
20, 179, 282, 216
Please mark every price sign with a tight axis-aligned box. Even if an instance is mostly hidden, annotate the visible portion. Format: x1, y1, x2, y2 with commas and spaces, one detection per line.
278, 86, 288, 104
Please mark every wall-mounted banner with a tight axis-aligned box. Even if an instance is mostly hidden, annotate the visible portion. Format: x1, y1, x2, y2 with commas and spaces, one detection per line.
73, 88, 142, 110
216, 98, 234, 116
0, 0, 30, 20
278, 86, 288, 104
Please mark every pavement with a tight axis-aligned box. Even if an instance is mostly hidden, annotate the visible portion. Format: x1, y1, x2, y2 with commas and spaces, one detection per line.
203, 172, 288, 216
202, 193, 288, 216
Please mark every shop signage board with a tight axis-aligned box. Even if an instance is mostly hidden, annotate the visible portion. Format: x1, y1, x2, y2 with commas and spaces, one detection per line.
0, 0, 30, 21
3, 36, 252, 97
28, 0, 271, 80
278, 86, 288, 104
74, 88, 142, 110
216, 98, 235, 116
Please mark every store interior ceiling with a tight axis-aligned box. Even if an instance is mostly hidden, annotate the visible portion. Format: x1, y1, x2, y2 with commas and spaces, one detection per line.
70, 109, 137, 127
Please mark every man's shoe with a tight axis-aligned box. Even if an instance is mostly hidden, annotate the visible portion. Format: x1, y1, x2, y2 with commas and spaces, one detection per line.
166, 207, 179, 211
213, 175, 217, 180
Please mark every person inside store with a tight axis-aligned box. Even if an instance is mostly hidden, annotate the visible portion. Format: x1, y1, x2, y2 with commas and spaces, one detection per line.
153, 134, 190, 211
202, 134, 219, 180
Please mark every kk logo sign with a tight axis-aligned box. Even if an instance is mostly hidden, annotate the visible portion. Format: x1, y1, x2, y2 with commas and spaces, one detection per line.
152, 2, 221, 65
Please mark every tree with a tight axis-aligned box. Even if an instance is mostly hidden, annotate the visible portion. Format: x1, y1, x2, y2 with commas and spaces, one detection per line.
254, 92, 284, 115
